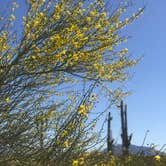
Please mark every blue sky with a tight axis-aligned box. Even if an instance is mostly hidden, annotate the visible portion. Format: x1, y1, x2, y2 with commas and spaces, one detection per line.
1, 0, 166, 150
111, 0, 166, 148
93, 0, 166, 150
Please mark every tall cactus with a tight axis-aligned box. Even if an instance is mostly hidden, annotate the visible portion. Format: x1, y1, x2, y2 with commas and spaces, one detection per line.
107, 112, 114, 153
120, 101, 132, 155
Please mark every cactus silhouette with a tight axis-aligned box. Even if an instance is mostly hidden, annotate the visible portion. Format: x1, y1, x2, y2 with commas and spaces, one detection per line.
107, 112, 114, 153
120, 101, 132, 155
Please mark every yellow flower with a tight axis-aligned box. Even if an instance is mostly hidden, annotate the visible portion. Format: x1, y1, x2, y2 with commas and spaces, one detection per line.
79, 105, 86, 111
13, 2, 19, 8
78, 33, 84, 39
79, 157, 84, 161
39, 12, 44, 17
83, 27, 88, 31
61, 50, 66, 55
125, 18, 130, 24
72, 160, 79, 166
95, 23, 101, 29
62, 130, 68, 137
64, 141, 69, 148
93, 63, 99, 70
53, 14, 60, 20
78, 105, 87, 117
154, 155, 161, 161
86, 17, 91, 23
32, 55, 36, 59
124, 48, 128, 54
90, 11, 96, 17
9, 14, 15, 22
101, 12, 107, 17
115, 23, 119, 28
73, 54, 78, 61
2, 45, 8, 51
133, 13, 136, 18
78, 2, 83, 7
33, 19, 40, 27
47, 111, 55, 118
5, 97, 10, 103
79, 157, 84, 165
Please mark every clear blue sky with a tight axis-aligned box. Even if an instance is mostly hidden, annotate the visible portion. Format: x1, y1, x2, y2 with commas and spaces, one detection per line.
2, 0, 166, 150
109, 0, 166, 149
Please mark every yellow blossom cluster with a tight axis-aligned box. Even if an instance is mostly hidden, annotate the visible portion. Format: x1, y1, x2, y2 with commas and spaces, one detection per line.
78, 105, 88, 117
72, 157, 86, 166
64, 140, 69, 148
9, 14, 15, 22
5, 97, 11, 103
154, 155, 161, 161
0, 32, 8, 51
18, 0, 143, 83
0, 1, 145, 165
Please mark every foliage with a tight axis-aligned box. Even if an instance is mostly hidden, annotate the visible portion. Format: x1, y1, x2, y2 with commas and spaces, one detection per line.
72, 152, 166, 166
0, 0, 143, 165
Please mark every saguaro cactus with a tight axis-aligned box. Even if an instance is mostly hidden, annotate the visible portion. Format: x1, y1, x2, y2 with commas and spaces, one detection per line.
120, 101, 132, 155
107, 112, 114, 153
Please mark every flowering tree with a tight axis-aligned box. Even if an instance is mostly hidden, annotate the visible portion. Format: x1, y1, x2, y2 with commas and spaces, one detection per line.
0, 0, 143, 165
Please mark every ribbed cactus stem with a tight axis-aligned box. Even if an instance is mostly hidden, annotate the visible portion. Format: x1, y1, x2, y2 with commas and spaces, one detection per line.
107, 112, 114, 152
120, 100, 125, 146
120, 101, 132, 156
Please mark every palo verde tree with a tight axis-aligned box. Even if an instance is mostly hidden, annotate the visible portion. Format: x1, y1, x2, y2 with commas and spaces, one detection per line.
0, 0, 143, 165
